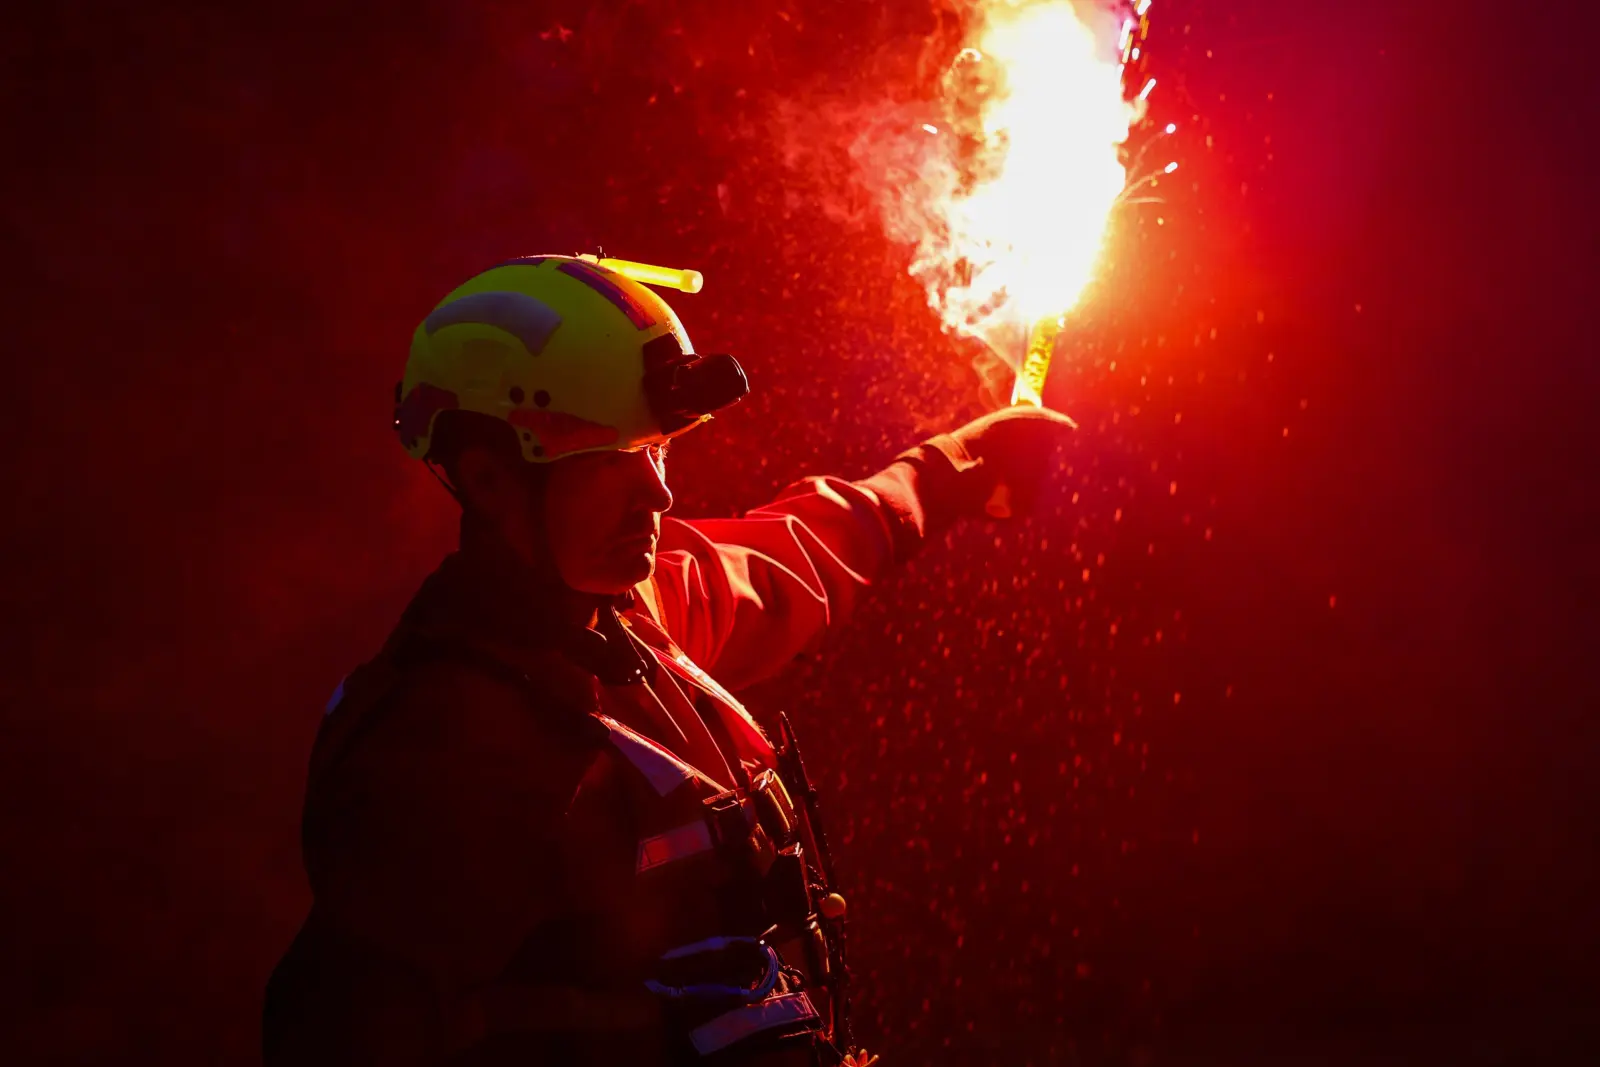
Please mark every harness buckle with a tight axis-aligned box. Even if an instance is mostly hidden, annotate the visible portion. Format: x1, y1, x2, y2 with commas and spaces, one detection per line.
643, 936, 781, 1005
763, 845, 812, 929
750, 768, 798, 847
705, 790, 752, 852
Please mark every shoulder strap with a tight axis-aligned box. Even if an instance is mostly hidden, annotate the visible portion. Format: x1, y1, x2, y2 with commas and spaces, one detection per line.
308, 629, 607, 793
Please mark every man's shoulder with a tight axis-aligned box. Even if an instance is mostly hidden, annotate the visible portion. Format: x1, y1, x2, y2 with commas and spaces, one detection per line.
312, 636, 607, 785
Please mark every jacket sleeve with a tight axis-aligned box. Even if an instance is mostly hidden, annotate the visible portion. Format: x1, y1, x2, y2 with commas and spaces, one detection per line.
305, 660, 601, 988
648, 463, 944, 691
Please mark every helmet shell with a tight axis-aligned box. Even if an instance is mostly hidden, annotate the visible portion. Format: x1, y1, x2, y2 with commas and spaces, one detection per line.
395, 255, 707, 463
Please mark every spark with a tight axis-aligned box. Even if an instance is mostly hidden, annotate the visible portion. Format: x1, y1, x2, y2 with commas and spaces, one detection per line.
922, 123, 940, 134
1138, 77, 1157, 101
1163, 161, 1179, 173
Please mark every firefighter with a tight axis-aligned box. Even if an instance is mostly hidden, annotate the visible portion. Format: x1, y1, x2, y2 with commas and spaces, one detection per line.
263, 255, 1075, 1066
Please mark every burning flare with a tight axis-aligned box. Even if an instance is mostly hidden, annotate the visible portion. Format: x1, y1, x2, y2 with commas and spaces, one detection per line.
882, 0, 1151, 403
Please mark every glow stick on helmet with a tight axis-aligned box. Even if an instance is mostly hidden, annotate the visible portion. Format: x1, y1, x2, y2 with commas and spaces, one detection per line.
578, 254, 705, 294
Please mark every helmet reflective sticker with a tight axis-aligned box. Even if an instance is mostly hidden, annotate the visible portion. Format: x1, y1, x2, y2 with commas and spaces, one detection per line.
422, 290, 563, 356
556, 259, 656, 329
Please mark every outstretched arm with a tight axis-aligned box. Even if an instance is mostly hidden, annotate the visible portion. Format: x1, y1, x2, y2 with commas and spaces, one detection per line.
648, 475, 898, 691
646, 406, 1077, 690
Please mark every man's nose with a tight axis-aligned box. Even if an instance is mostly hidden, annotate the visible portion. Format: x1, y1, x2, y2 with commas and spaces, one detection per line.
633, 449, 673, 513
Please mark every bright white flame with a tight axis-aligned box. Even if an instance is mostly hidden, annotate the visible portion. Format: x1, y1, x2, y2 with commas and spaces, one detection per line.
904, 1, 1142, 359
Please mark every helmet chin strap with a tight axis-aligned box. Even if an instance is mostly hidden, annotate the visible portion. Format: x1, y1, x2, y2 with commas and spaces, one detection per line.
423, 458, 464, 505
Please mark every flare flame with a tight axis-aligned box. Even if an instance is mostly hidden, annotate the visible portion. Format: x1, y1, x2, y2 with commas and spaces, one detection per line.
895, 0, 1148, 381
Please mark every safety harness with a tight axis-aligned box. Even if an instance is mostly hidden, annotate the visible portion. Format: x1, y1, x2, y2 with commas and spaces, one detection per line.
289, 597, 854, 1066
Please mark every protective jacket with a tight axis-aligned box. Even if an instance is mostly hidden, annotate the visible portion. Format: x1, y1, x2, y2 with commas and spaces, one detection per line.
264, 460, 947, 1067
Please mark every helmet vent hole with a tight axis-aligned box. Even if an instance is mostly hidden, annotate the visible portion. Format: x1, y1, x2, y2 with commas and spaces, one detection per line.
509, 386, 525, 404
531, 444, 546, 457
534, 389, 551, 408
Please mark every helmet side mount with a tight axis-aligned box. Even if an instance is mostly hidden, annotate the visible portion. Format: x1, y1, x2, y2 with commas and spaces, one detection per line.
641, 334, 749, 435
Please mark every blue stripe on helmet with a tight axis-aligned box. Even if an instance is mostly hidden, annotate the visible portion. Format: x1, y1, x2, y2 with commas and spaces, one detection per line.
424, 290, 563, 355
556, 260, 656, 329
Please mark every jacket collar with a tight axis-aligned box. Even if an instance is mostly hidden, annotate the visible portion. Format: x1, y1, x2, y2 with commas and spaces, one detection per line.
397, 549, 650, 689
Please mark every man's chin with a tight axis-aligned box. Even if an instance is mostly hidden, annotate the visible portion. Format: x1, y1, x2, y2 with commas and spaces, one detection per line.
623, 551, 657, 588
570, 552, 656, 596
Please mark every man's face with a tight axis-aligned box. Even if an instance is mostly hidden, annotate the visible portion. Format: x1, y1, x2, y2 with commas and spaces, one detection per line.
544, 443, 674, 595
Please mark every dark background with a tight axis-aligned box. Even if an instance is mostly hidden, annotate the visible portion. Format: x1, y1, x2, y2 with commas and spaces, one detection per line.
3, 0, 1596, 1063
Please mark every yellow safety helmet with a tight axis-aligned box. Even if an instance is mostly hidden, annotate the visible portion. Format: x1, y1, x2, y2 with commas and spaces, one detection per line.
395, 254, 747, 463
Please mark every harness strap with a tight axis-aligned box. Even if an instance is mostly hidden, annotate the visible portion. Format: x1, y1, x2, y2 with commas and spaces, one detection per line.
596, 713, 716, 796
637, 819, 715, 872
689, 992, 822, 1056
